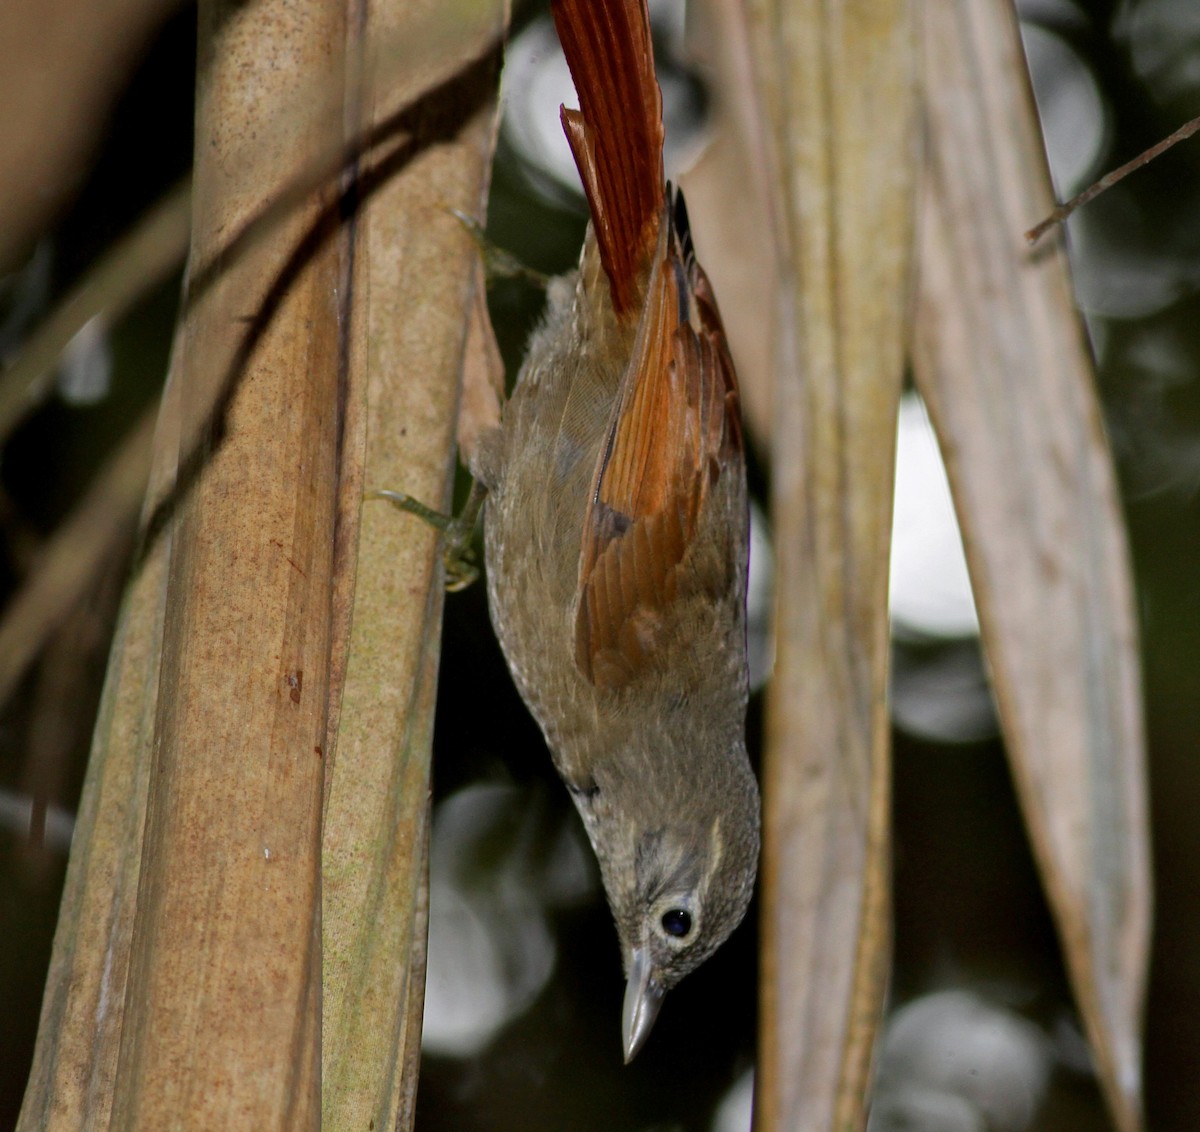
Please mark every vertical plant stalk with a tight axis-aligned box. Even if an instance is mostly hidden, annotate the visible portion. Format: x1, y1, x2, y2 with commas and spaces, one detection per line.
104, 0, 349, 1123
914, 1, 1151, 1128
320, 6, 508, 1127
747, 0, 916, 1129
17, 1, 508, 1128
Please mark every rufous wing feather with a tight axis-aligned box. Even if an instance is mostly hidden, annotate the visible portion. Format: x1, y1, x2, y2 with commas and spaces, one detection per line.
575, 195, 743, 689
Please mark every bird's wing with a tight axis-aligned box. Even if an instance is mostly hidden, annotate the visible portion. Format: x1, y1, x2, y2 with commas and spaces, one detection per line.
574, 198, 743, 690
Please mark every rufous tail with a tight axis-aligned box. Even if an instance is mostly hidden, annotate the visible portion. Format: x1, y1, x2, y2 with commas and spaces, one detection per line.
551, 0, 666, 316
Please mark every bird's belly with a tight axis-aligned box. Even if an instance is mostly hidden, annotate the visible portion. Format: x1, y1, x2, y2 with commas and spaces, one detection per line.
481, 339, 619, 770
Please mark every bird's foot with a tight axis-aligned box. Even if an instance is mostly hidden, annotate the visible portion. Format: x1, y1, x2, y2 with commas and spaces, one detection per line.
366, 481, 487, 592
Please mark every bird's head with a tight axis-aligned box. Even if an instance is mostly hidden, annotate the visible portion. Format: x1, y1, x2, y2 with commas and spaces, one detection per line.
578, 738, 760, 1062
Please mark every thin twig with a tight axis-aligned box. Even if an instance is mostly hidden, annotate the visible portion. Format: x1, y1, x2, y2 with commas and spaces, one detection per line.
1026, 113, 1200, 244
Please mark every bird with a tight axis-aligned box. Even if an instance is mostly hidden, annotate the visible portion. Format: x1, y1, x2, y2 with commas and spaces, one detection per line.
469, 0, 759, 1062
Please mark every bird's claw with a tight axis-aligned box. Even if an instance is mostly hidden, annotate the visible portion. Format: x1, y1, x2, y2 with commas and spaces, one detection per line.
366, 486, 484, 592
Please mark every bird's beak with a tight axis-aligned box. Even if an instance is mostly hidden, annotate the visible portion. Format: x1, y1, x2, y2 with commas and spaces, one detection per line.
622, 946, 665, 1063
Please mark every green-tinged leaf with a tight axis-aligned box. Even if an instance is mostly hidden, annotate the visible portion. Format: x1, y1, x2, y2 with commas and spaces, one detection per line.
320, 3, 508, 1128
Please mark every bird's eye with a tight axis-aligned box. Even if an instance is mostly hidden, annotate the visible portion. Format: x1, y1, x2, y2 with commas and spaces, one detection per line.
661, 908, 692, 938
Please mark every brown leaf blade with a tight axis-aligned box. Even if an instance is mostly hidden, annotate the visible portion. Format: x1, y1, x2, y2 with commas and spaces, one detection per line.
913, 1, 1151, 1129
747, 0, 916, 1128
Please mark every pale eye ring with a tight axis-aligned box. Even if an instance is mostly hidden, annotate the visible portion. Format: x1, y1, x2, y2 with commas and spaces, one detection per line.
661, 908, 692, 938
